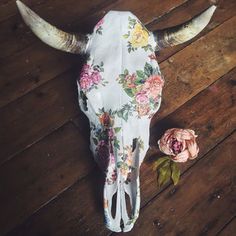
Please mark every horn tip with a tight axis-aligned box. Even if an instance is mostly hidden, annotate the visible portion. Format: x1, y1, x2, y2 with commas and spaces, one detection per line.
208, 3, 217, 12
205, 4, 217, 18
16, 0, 26, 12
16, 0, 22, 7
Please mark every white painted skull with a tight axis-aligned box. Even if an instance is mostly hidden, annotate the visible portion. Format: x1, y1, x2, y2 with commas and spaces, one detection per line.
16, 1, 216, 232
77, 11, 164, 231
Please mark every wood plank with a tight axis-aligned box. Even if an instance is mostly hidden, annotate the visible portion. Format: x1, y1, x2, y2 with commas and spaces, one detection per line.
152, 15, 236, 124
6, 59, 235, 236
0, 0, 114, 23
0, 69, 79, 165
0, 122, 94, 236
77, 0, 187, 29
6, 169, 109, 236
0, 44, 80, 108
125, 132, 236, 236
217, 217, 236, 236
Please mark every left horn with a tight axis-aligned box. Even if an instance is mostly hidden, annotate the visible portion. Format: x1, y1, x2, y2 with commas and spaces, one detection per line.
154, 5, 217, 51
16, 0, 89, 54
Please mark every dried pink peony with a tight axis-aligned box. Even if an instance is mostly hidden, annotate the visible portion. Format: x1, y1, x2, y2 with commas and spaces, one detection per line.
158, 128, 199, 163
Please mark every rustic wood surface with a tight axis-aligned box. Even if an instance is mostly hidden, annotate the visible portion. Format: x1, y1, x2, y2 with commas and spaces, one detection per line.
0, 0, 235, 235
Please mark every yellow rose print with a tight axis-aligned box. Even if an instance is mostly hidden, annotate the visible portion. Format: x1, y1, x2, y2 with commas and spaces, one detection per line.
130, 23, 149, 48
123, 17, 153, 53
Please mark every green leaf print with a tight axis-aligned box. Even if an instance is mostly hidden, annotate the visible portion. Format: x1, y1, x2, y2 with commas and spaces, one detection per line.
114, 127, 121, 133
144, 62, 153, 76
136, 70, 145, 79
124, 88, 134, 97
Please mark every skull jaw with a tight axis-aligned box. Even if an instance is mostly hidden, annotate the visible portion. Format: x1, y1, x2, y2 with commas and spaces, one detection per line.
101, 139, 145, 232
103, 170, 141, 232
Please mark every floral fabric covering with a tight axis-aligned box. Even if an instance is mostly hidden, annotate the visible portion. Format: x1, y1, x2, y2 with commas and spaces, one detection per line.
77, 11, 164, 232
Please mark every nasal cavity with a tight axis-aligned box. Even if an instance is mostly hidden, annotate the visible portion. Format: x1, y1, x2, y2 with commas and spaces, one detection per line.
132, 138, 138, 152
111, 192, 117, 219
125, 192, 133, 218
120, 192, 133, 231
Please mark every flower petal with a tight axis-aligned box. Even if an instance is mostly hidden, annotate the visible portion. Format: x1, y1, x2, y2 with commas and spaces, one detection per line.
172, 150, 190, 163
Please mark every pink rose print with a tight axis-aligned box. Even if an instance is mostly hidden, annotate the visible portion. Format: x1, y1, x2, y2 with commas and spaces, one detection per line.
80, 74, 93, 90
108, 128, 114, 139
135, 91, 149, 104
143, 75, 164, 99
117, 62, 164, 119
79, 62, 106, 92
91, 108, 121, 185
81, 64, 90, 73
91, 71, 102, 84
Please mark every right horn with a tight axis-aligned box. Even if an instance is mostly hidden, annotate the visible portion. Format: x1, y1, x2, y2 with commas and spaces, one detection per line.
154, 5, 217, 51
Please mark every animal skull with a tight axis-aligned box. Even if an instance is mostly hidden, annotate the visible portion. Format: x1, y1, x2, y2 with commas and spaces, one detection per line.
16, 1, 216, 232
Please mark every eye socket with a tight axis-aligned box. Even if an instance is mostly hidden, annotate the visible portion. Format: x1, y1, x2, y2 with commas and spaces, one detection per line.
132, 138, 138, 152
111, 192, 117, 219
125, 192, 132, 218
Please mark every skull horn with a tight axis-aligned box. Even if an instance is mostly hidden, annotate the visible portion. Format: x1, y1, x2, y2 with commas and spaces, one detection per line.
154, 5, 217, 50
16, 0, 89, 54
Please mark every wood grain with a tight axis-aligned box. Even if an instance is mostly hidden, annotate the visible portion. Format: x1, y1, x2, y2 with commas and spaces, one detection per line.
6, 61, 235, 236
6, 169, 109, 236
0, 69, 79, 165
217, 217, 236, 236
0, 0, 114, 23
0, 122, 94, 236
0, 44, 80, 108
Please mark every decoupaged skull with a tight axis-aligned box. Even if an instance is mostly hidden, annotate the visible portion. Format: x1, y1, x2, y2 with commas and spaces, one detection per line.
77, 11, 164, 232
16, 1, 216, 232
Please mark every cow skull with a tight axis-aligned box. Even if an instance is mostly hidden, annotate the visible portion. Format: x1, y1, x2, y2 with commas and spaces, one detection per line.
16, 1, 216, 232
